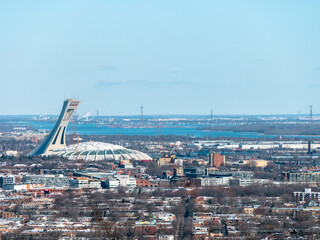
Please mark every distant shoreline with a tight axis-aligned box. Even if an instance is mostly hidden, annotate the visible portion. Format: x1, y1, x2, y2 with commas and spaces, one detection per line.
199, 123, 320, 136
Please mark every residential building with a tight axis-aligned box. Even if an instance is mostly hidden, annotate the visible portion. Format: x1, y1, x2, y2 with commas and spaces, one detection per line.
23, 175, 70, 188
294, 188, 320, 201
282, 171, 320, 183
209, 152, 225, 167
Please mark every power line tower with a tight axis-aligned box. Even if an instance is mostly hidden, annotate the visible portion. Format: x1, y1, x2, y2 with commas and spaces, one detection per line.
310, 105, 313, 120
140, 106, 144, 125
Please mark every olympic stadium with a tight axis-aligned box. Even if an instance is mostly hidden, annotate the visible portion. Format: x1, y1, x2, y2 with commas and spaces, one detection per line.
52, 141, 152, 161
27, 99, 152, 161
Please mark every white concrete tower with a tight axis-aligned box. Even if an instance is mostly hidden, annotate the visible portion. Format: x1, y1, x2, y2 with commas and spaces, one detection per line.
27, 99, 81, 156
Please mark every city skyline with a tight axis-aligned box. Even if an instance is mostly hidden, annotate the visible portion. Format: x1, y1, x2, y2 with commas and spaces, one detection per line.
2, 2, 320, 238
1, 1, 320, 115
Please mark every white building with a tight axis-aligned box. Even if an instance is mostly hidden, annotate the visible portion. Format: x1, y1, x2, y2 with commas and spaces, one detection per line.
158, 235, 174, 240
69, 178, 101, 189
200, 176, 232, 186
106, 178, 120, 188
106, 175, 136, 188
239, 179, 254, 186
23, 175, 70, 188
5, 150, 18, 157
157, 213, 176, 222
294, 188, 320, 201
1, 175, 17, 185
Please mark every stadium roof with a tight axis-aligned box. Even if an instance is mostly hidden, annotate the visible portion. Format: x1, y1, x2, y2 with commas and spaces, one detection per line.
52, 141, 152, 161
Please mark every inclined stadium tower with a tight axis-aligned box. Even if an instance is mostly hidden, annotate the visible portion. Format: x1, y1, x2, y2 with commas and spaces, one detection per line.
27, 99, 152, 161
27, 99, 81, 156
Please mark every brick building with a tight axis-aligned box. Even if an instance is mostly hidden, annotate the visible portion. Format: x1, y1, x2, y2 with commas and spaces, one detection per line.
209, 152, 225, 167
136, 179, 158, 188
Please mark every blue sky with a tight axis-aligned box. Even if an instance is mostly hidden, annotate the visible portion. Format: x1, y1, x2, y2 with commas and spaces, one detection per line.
1, 0, 320, 116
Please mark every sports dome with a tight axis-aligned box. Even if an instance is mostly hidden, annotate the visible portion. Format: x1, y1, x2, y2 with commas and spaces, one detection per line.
52, 141, 152, 161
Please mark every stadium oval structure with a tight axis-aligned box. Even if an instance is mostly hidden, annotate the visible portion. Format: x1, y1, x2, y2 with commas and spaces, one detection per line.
52, 141, 152, 161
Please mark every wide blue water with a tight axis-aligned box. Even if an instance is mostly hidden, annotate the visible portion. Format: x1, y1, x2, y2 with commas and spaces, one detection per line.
15, 121, 271, 138
6, 116, 316, 138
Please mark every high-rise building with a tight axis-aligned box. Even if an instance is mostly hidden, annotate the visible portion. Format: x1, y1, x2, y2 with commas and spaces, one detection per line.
27, 99, 81, 156
209, 152, 225, 167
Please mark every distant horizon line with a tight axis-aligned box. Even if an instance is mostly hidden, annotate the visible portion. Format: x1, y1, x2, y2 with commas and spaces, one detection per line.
0, 113, 318, 117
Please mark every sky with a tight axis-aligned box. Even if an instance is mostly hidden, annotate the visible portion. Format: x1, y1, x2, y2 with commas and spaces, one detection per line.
1, 0, 320, 116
